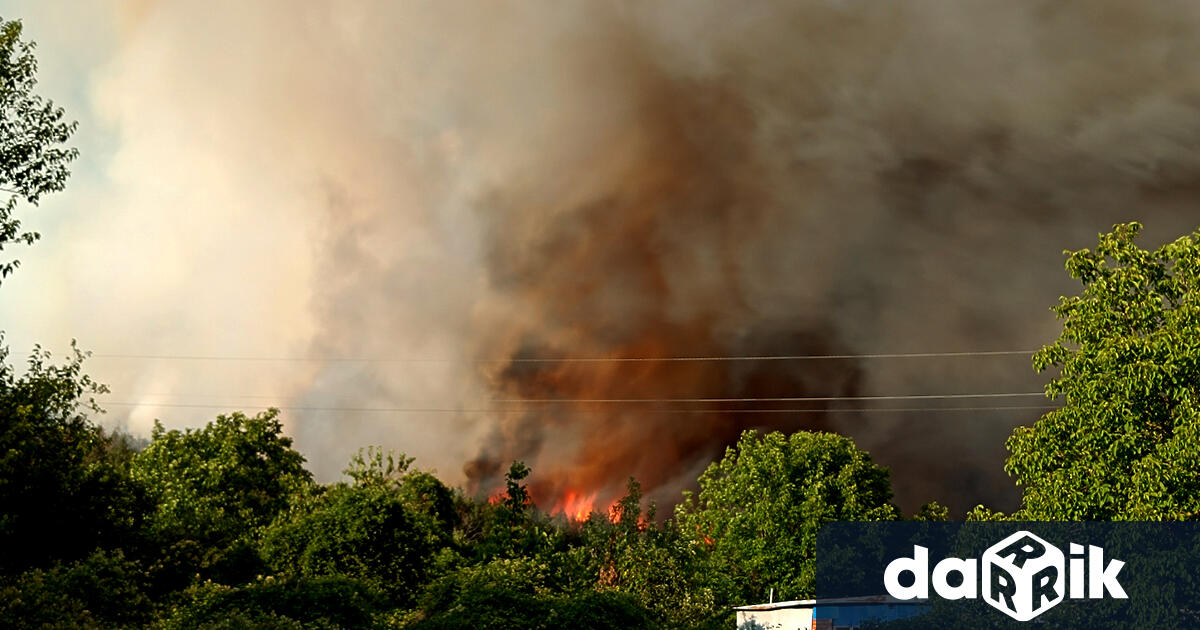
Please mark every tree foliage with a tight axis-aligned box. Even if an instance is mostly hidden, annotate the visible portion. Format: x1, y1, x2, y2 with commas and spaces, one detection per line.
503, 460, 532, 514
0, 549, 154, 630
578, 479, 721, 628
343, 446, 457, 539
0, 18, 77, 280
1007, 223, 1200, 520
262, 483, 436, 605
159, 576, 386, 630
131, 409, 312, 542
0, 340, 148, 574
676, 430, 899, 603
128, 409, 312, 588
411, 556, 660, 630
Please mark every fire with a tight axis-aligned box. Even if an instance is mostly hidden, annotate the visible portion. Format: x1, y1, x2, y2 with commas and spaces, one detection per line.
554, 490, 599, 522
547, 489, 636, 525
472, 315, 857, 521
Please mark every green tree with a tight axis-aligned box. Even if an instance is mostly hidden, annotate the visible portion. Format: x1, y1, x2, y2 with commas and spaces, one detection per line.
503, 460, 532, 514
1007, 222, 1200, 520
0, 549, 154, 629
261, 482, 435, 606
0, 341, 148, 574
343, 446, 414, 487
0, 18, 78, 280
575, 479, 722, 629
411, 557, 660, 630
130, 409, 311, 586
912, 501, 950, 522
343, 446, 458, 539
159, 575, 385, 630
413, 556, 554, 629
463, 461, 561, 562
132, 409, 311, 541
676, 430, 899, 604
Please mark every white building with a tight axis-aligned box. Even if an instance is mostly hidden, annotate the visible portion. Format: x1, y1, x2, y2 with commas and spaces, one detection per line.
734, 595, 927, 630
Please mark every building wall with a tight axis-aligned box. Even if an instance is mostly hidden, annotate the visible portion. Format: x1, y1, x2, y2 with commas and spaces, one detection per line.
737, 602, 927, 629
736, 608, 814, 630
814, 603, 926, 626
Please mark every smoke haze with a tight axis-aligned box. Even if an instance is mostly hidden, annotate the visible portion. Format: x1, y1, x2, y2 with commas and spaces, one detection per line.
3, 0, 1200, 513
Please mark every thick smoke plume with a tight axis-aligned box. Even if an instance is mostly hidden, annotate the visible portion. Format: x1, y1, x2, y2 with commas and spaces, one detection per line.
8, 0, 1200, 514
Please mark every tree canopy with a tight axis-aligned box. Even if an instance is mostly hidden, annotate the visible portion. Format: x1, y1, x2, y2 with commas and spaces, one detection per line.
1007, 223, 1200, 520
676, 430, 899, 603
0, 341, 146, 574
131, 409, 312, 542
262, 482, 436, 605
0, 17, 77, 280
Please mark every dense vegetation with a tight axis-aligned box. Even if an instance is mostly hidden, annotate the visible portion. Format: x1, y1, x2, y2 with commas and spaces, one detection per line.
2, 15, 1200, 629
2, 225, 1197, 629
2, 389, 895, 629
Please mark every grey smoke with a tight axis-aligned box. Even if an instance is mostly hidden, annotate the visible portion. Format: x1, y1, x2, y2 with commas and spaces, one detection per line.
5, 0, 1200, 514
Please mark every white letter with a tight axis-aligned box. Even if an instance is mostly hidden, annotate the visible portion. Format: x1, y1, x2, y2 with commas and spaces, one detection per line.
1069, 543, 1085, 598
885, 545, 929, 600
931, 557, 977, 600
1088, 546, 1127, 599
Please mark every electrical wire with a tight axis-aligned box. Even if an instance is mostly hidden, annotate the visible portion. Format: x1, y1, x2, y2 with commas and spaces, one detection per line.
85, 349, 1038, 363
98, 392, 1047, 404
81, 348, 1050, 416
494, 393, 1046, 403
96, 401, 1058, 414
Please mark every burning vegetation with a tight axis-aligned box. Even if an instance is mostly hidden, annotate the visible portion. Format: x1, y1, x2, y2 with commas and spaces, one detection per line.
88, 0, 1200, 516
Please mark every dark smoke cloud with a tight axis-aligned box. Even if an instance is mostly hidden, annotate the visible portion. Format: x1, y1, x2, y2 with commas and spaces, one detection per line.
15, 0, 1200, 515
434, 1, 1200, 513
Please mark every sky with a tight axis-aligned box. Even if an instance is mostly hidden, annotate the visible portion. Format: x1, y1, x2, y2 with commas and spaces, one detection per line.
0, 2, 367, 460
2, 1, 1200, 515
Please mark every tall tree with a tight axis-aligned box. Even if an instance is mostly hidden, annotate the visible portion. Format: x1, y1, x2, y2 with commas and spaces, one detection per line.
0, 18, 77, 280
0, 341, 146, 573
130, 409, 312, 587
675, 430, 899, 604
1008, 222, 1200, 520
261, 482, 436, 606
131, 409, 312, 543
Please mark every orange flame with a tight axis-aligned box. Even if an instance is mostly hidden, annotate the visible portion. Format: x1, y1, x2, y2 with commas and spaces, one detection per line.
554, 490, 599, 522
548, 489, 637, 525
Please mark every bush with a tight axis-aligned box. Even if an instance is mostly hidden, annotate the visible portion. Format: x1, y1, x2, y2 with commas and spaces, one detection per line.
159, 575, 385, 630
262, 483, 435, 605
0, 549, 153, 629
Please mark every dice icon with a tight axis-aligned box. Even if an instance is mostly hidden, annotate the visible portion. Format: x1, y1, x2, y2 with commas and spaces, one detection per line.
982, 530, 1065, 621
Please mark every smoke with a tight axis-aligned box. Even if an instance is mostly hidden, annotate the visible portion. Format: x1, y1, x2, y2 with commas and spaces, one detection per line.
5, 0, 1200, 514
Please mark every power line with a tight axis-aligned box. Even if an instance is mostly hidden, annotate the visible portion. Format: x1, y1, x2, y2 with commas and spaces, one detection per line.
86, 349, 1037, 363
495, 393, 1046, 403
99, 392, 1046, 404
96, 401, 1057, 414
